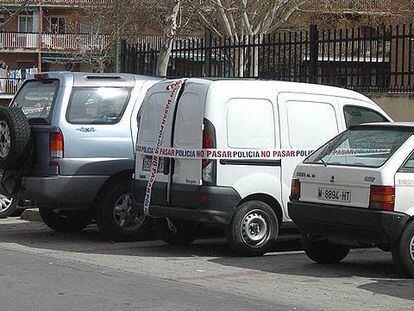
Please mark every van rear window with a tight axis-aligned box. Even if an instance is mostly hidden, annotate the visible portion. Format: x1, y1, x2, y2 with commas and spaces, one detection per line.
13, 79, 59, 121
66, 87, 131, 124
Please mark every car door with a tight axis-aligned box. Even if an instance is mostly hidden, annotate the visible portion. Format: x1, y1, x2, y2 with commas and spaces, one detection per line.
279, 93, 342, 216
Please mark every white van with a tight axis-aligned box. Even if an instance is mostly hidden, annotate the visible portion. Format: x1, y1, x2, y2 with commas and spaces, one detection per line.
133, 78, 392, 255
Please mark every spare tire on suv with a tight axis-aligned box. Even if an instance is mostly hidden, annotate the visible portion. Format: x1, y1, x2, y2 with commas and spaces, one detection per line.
0, 107, 32, 170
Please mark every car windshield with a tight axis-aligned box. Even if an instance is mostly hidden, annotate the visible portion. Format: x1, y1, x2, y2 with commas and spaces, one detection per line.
305, 128, 412, 168
12, 79, 59, 122
66, 87, 131, 124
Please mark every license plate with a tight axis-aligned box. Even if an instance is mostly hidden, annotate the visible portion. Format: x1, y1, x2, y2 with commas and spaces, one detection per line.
318, 187, 351, 203
142, 156, 164, 173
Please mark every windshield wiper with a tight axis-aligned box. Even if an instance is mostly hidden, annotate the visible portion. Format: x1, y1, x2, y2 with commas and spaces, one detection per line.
319, 158, 328, 167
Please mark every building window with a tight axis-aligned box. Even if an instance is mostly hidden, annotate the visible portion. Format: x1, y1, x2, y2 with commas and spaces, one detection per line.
18, 15, 34, 33
50, 17, 66, 34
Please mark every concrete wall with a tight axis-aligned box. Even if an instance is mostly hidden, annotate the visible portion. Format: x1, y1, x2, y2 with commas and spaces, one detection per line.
369, 94, 414, 122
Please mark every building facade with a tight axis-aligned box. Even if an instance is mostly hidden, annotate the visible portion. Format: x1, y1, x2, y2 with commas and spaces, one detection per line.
0, 0, 104, 105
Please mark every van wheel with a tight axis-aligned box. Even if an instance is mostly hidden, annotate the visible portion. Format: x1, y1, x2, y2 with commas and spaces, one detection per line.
39, 207, 91, 233
154, 218, 201, 246
0, 195, 18, 218
226, 201, 279, 256
391, 221, 414, 278
301, 234, 350, 264
96, 180, 152, 242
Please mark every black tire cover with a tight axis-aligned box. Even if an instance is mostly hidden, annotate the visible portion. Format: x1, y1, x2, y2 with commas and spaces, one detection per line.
0, 107, 32, 170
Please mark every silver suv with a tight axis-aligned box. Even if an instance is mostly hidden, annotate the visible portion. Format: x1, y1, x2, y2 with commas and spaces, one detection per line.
0, 72, 160, 241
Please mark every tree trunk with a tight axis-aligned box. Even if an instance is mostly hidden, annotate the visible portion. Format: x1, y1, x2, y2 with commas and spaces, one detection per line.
156, 0, 181, 76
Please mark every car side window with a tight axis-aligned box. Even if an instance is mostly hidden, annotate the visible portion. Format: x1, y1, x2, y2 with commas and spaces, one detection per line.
400, 153, 414, 173
344, 105, 389, 128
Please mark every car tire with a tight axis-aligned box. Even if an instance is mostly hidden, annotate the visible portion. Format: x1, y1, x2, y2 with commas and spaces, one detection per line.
301, 234, 350, 264
39, 207, 91, 233
154, 218, 202, 246
391, 221, 414, 278
226, 200, 279, 256
0, 107, 32, 170
96, 180, 152, 242
0, 194, 18, 218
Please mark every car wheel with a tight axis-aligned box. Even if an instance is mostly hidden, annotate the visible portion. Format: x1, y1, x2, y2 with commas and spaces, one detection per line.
0, 107, 32, 170
154, 218, 202, 246
0, 194, 18, 218
39, 207, 91, 233
391, 221, 414, 278
226, 200, 279, 256
96, 180, 152, 242
301, 234, 350, 264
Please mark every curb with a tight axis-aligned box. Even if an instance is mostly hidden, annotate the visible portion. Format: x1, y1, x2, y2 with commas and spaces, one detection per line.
20, 208, 42, 222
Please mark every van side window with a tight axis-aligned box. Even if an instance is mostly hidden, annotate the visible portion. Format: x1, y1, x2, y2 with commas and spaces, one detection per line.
400, 153, 414, 173
227, 99, 275, 149
286, 101, 338, 149
344, 105, 389, 127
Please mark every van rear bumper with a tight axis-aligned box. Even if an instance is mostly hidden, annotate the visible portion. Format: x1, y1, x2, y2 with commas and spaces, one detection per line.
132, 180, 241, 225
288, 201, 411, 245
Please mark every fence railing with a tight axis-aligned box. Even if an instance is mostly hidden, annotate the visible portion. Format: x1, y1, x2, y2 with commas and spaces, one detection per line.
0, 0, 104, 5
0, 32, 108, 51
0, 79, 23, 95
121, 24, 414, 93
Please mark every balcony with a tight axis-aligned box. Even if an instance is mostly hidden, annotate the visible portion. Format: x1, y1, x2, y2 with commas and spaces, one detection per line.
0, 32, 109, 51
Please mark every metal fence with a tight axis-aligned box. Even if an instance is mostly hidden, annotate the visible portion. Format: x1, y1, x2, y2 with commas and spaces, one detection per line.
121, 24, 414, 93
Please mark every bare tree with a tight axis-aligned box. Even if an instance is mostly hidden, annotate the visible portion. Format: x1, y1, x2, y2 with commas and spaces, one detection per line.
0, 0, 31, 30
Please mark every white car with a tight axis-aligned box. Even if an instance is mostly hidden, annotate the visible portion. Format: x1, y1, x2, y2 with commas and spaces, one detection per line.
288, 122, 414, 277
133, 78, 391, 256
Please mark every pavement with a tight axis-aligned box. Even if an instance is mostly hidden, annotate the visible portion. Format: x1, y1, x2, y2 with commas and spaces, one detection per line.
0, 217, 413, 310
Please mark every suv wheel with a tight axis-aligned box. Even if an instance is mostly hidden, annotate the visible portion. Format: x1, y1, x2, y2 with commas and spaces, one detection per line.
96, 180, 152, 241
39, 207, 91, 233
0, 195, 18, 218
392, 221, 414, 278
154, 218, 202, 246
301, 234, 350, 264
226, 200, 279, 256
0, 107, 32, 170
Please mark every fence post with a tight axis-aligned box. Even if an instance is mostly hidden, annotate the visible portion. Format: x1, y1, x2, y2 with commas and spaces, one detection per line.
120, 39, 127, 73
309, 24, 319, 84
204, 30, 213, 77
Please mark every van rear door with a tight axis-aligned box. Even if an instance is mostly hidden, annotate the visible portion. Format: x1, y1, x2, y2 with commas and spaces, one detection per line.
279, 93, 342, 216
170, 82, 207, 208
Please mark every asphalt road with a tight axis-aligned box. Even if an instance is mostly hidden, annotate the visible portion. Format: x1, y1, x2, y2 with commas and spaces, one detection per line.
0, 218, 413, 311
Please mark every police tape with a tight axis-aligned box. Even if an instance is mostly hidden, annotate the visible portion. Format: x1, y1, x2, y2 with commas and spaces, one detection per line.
136, 145, 391, 160
143, 79, 186, 216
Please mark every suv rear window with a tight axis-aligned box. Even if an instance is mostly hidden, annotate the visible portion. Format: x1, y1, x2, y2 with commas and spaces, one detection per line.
13, 79, 59, 121
305, 128, 412, 168
66, 87, 131, 124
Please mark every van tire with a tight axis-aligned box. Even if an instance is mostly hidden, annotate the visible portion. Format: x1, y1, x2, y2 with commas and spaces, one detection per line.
391, 221, 414, 278
39, 207, 91, 233
95, 180, 152, 242
154, 218, 201, 246
0, 107, 32, 170
226, 200, 278, 256
301, 234, 350, 264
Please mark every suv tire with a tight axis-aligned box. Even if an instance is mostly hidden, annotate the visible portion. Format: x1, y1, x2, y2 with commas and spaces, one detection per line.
96, 180, 152, 242
154, 218, 201, 246
391, 221, 414, 278
226, 200, 279, 256
39, 207, 91, 233
0, 195, 18, 218
0, 107, 32, 170
301, 234, 350, 264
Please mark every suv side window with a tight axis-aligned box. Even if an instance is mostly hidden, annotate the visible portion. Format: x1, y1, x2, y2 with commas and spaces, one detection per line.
67, 87, 131, 125
344, 105, 389, 127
